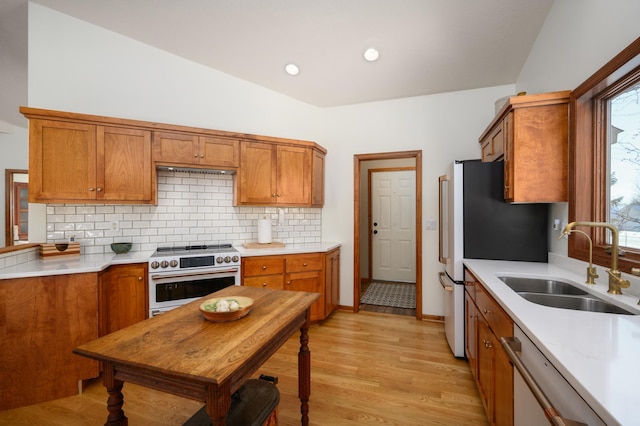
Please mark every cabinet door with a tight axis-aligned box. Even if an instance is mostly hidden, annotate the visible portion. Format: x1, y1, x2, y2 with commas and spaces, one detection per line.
465, 291, 477, 379
153, 131, 199, 165
481, 122, 504, 162
312, 149, 325, 207
98, 126, 153, 202
477, 317, 495, 423
277, 145, 311, 205
325, 248, 340, 316
28, 119, 96, 202
285, 270, 323, 322
99, 264, 148, 336
199, 136, 239, 168
238, 141, 276, 204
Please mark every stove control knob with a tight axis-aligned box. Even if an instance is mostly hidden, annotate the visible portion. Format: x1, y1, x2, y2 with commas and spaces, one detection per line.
150, 261, 160, 269
169, 259, 178, 268
216, 256, 224, 264
160, 260, 169, 268
224, 256, 231, 263
232, 255, 239, 263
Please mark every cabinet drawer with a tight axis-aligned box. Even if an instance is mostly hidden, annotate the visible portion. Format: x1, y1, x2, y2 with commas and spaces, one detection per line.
242, 256, 285, 277
243, 275, 284, 290
475, 284, 512, 339
286, 254, 322, 273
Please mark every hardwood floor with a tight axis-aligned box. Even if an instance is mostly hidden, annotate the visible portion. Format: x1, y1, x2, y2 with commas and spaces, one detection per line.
0, 311, 487, 425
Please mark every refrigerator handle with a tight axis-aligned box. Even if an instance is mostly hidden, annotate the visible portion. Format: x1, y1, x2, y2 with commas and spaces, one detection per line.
438, 175, 449, 264
438, 272, 454, 292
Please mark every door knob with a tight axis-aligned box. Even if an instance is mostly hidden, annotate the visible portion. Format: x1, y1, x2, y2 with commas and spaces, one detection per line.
373, 230, 378, 234
374, 222, 378, 226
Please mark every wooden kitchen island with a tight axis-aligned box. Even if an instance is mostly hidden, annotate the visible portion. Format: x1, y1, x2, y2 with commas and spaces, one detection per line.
74, 286, 320, 425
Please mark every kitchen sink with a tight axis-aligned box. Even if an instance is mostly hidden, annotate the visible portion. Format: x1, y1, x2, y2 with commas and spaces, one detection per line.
498, 276, 588, 295
518, 292, 635, 315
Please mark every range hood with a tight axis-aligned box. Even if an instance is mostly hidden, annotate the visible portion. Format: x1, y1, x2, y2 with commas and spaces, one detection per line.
156, 165, 236, 175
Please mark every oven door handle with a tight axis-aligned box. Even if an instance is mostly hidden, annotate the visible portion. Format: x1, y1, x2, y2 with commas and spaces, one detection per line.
500, 337, 587, 426
151, 268, 239, 280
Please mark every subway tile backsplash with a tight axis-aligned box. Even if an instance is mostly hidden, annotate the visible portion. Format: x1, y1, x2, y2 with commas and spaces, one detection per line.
45, 171, 322, 254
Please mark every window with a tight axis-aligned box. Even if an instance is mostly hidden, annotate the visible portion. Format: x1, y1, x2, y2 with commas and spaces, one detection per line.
570, 37, 640, 272
609, 82, 640, 248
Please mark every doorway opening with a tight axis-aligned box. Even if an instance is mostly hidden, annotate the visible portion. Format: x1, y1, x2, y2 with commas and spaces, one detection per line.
353, 151, 422, 320
4, 169, 28, 246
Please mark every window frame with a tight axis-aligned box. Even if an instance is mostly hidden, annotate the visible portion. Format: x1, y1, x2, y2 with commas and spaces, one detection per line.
569, 37, 640, 272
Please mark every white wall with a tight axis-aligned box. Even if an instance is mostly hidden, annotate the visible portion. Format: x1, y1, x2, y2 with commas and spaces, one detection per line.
515, 0, 640, 256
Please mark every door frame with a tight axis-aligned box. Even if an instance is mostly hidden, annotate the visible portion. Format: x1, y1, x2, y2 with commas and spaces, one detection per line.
4, 169, 28, 246
353, 150, 422, 320
368, 167, 416, 282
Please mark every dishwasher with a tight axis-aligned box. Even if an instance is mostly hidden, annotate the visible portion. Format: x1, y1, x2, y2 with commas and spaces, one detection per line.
502, 325, 606, 426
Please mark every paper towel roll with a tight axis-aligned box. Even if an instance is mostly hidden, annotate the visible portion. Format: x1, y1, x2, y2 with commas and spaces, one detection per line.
258, 217, 272, 244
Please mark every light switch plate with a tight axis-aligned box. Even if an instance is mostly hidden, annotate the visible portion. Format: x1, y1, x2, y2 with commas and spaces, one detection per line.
425, 219, 437, 230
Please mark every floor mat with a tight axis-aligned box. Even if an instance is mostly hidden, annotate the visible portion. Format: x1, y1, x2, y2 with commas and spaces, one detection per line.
361, 282, 416, 309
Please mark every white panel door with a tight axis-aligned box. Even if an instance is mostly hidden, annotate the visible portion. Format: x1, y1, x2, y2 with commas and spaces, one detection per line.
371, 170, 416, 282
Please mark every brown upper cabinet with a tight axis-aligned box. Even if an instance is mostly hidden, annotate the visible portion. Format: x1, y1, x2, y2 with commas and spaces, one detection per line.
479, 91, 570, 203
24, 116, 154, 204
153, 132, 239, 170
21, 106, 326, 207
236, 141, 325, 207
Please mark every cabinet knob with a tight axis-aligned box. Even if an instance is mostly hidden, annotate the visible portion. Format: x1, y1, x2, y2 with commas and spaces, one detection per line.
303, 262, 308, 267
262, 283, 267, 287
194, 154, 198, 158
89, 187, 95, 192
138, 276, 142, 281
200, 154, 204, 158
262, 265, 267, 270
97, 187, 103, 192
272, 194, 277, 197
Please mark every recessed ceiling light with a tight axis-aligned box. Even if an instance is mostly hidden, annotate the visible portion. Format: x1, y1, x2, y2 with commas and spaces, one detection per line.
285, 63, 299, 76
363, 48, 379, 62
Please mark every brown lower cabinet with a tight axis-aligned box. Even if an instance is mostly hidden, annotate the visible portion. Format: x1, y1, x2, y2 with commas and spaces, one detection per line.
465, 268, 513, 426
242, 248, 340, 322
0, 273, 100, 410
98, 263, 149, 336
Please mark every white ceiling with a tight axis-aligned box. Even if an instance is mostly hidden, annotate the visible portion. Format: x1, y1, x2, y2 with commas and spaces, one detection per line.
0, 0, 554, 128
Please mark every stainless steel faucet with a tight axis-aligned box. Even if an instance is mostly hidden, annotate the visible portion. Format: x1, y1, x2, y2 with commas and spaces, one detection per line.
560, 221, 630, 294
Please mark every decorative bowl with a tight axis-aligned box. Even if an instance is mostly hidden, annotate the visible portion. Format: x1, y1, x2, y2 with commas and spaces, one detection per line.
199, 296, 254, 322
110, 242, 132, 254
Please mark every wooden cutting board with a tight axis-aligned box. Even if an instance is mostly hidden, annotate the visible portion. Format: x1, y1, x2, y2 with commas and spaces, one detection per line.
40, 242, 80, 257
242, 242, 285, 249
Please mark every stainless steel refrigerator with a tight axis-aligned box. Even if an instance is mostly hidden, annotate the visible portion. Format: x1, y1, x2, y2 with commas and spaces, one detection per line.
438, 159, 548, 357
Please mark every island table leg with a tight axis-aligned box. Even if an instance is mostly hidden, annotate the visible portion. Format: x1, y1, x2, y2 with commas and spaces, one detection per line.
103, 362, 128, 426
299, 310, 311, 426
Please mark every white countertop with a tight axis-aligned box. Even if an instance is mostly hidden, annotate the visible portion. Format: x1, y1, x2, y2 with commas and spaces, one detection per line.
0, 250, 155, 279
464, 255, 640, 426
0, 242, 342, 279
